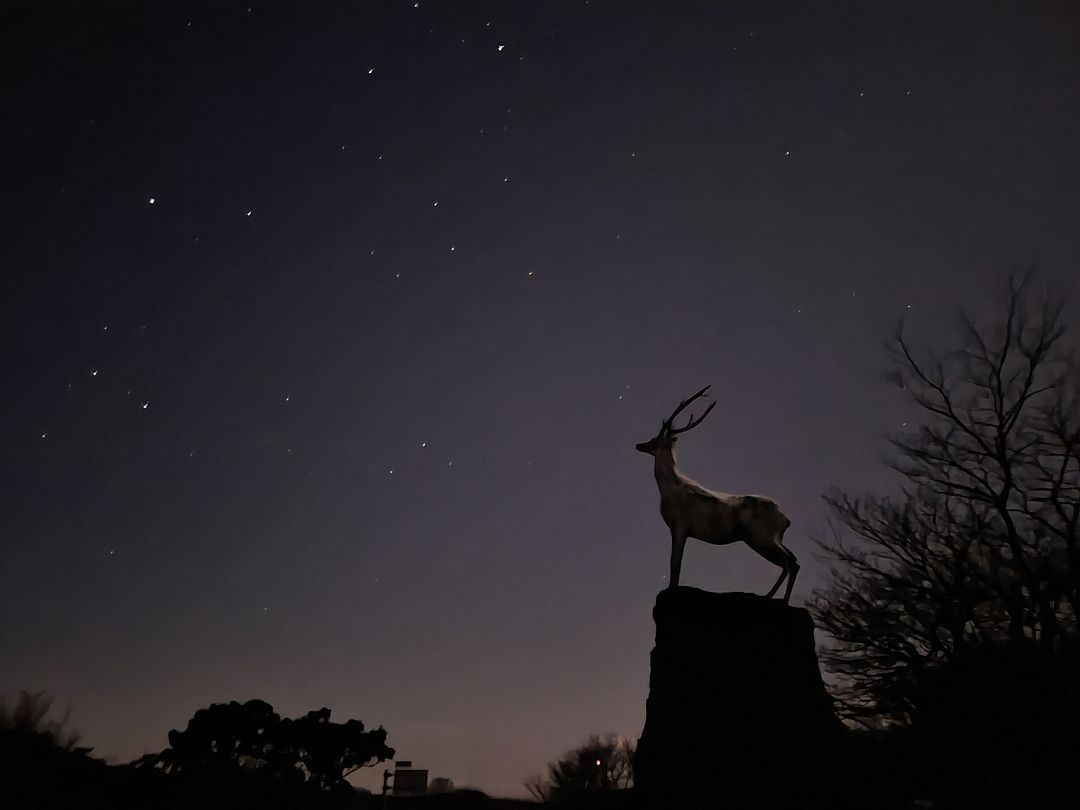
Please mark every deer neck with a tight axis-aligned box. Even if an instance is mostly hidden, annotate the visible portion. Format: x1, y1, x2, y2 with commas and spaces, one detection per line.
653, 448, 681, 494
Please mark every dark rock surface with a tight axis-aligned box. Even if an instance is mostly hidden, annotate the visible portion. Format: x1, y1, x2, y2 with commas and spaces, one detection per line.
633, 588, 846, 809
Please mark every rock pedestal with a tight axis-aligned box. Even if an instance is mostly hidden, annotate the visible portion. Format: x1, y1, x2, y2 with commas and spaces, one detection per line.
633, 588, 845, 809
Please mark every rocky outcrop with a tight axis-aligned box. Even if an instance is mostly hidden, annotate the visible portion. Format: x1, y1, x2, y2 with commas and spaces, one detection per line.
634, 588, 845, 809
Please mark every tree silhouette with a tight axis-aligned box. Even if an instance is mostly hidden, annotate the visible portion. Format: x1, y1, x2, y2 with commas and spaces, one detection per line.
808, 277, 1080, 803
139, 699, 394, 794
810, 277, 1078, 723
525, 734, 634, 806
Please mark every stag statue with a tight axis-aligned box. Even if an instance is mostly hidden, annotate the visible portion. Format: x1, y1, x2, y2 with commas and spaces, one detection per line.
636, 386, 799, 603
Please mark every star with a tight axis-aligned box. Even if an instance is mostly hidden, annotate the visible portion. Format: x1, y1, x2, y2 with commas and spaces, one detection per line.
148, 197, 156, 204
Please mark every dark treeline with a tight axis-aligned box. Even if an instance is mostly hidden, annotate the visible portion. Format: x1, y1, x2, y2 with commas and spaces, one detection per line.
0, 693, 529, 810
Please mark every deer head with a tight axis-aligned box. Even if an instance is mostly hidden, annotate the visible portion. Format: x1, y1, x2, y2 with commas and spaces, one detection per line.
635, 385, 716, 455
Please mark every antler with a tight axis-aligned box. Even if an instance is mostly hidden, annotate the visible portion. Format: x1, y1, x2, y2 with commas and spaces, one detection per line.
662, 385, 716, 435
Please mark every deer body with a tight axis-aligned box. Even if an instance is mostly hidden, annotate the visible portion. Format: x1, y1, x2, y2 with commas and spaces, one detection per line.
638, 386, 799, 602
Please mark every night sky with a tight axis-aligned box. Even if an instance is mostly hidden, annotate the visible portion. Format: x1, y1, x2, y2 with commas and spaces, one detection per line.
3, 0, 1079, 798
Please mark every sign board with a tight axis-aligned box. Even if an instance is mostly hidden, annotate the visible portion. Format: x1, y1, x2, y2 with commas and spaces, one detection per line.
392, 768, 428, 796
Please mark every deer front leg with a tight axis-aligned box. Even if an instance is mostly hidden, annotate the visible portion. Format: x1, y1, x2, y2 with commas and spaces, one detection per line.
669, 528, 686, 588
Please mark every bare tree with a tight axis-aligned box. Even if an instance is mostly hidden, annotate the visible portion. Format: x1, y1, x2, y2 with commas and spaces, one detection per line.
525, 735, 634, 805
809, 276, 1078, 724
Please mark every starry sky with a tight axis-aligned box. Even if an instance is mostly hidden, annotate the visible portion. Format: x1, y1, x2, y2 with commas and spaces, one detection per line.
2, 0, 1079, 798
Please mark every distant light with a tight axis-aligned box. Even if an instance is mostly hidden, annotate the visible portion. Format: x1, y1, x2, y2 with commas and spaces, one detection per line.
368, 68, 375, 75
246, 210, 253, 217
497, 44, 505, 51
148, 197, 156, 204
595, 760, 602, 767
142, 401, 150, 409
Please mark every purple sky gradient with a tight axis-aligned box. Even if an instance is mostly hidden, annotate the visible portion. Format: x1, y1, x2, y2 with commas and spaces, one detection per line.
3, 0, 1079, 797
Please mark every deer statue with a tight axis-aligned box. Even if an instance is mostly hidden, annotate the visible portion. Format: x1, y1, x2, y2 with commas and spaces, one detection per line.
636, 385, 799, 603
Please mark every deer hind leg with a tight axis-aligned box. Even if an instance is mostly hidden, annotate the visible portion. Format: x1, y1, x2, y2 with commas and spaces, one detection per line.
763, 564, 788, 599
751, 541, 790, 599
